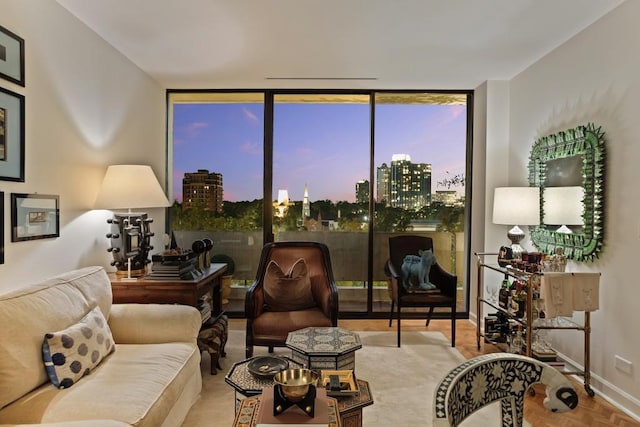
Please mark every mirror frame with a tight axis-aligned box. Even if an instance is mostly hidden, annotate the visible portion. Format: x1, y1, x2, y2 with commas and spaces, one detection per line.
528, 123, 606, 261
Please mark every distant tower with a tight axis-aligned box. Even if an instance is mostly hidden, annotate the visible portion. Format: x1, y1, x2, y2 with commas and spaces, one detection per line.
274, 189, 292, 217
376, 163, 390, 206
302, 184, 311, 219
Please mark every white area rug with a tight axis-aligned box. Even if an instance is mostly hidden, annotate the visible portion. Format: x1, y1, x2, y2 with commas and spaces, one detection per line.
182, 326, 498, 426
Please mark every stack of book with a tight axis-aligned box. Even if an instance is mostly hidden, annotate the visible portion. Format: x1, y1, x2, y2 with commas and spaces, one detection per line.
198, 294, 212, 323
148, 251, 200, 280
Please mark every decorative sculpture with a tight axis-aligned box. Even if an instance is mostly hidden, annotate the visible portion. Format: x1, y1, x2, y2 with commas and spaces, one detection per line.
400, 249, 436, 291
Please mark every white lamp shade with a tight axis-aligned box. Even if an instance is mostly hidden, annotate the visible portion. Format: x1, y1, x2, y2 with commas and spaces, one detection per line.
544, 186, 584, 225
492, 187, 540, 225
94, 165, 170, 210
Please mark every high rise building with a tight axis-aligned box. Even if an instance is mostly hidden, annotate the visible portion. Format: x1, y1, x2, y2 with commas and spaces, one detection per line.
389, 154, 431, 210
355, 179, 369, 204
376, 163, 390, 206
182, 169, 223, 213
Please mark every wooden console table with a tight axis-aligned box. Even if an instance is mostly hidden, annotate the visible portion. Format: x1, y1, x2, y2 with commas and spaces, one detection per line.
109, 263, 227, 319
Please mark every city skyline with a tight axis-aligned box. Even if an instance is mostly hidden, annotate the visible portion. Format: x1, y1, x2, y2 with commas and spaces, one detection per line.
172, 101, 467, 204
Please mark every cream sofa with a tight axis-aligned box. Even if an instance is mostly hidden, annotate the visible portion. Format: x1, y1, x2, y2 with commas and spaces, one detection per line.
0, 266, 203, 427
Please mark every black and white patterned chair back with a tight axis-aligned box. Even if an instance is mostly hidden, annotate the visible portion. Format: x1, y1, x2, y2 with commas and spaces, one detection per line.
433, 353, 578, 427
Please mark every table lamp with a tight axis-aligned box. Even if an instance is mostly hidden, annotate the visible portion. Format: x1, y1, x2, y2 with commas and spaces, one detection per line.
94, 165, 170, 277
492, 187, 540, 259
543, 186, 584, 233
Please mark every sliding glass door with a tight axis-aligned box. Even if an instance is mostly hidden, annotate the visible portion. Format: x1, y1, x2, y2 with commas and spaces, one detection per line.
272, 93, 371, 313
167, 90, 471, 317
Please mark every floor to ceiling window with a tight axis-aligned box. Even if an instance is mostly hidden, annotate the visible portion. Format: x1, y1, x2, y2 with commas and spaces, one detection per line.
372, 93, 469, 313
272, 93, 371, 313
167, 92, 265, 294
167, 90, 472, 318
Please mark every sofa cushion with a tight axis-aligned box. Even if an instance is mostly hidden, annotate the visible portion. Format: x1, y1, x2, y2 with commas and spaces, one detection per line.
0, 342, 200, 427
263, 258, 316, 312
0, 266, 112, 410
43, 306, 115, 389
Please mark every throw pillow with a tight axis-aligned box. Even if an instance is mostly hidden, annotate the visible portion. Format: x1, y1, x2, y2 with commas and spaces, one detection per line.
263, 258, 316, 311
42, 306, 115, 389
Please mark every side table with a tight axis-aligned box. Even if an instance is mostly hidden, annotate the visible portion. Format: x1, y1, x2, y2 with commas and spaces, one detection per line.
232, 393, 342, 427
334, 379, 373, 427
109, 263, 227, 319
225, 356, 303, 410
286, 327, 362, 371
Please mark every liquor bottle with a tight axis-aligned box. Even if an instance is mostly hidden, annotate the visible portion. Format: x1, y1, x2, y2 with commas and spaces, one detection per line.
512, 280, 527, 318
510, 324, 524, 354
498, 275, 511, 310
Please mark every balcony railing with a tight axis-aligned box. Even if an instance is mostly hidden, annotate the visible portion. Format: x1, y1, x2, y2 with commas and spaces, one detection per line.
173, 230, 464, 287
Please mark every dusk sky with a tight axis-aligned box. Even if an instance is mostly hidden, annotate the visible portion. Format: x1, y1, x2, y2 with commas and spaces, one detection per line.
172, 101, 466, 204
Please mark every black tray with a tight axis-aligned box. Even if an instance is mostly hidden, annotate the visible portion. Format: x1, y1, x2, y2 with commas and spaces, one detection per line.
247, 356, 289, 379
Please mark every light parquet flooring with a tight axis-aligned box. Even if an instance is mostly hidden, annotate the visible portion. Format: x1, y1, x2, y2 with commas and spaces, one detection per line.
333, 318, 640, 427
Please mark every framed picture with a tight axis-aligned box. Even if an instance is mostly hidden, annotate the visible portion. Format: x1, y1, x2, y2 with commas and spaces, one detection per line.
11, 193, 60, 242
0, 86, 25, 181
0, 25, 25, 86
0, 191, 4, 264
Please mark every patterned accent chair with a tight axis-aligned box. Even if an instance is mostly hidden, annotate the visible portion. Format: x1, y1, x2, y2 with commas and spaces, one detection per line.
433, 353, 579, 427
245, 241, 339, 358
386, 235, 457, 347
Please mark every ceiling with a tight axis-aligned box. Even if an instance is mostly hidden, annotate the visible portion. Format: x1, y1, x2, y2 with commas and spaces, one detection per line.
56, 0, 623, 90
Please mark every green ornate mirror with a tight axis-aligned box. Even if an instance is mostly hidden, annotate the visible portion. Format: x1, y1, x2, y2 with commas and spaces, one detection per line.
528, 123, 606, 261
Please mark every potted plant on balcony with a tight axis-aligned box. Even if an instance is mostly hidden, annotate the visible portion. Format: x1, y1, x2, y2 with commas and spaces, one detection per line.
210, 254, 235, 304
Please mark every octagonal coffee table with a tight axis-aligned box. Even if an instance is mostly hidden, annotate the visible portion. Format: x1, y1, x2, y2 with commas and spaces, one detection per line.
286, 327, 362, 372
225, 356, 303, 411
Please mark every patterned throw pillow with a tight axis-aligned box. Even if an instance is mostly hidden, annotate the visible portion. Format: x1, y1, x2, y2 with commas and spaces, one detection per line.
263, 258, 316, 312
42, 306, 115, 389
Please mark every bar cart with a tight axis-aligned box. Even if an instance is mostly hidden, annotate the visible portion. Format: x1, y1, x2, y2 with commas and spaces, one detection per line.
475, 252, 595, 397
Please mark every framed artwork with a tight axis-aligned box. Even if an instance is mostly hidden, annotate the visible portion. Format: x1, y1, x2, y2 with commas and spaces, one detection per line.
11, 193, 60, 242
0, 86, 25, 181
0, 25, 25, 86
0, 191, 4, 264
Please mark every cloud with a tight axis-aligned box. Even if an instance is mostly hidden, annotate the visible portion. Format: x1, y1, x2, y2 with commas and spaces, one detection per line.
240, 141, 261, 155
450, 105, 465, 119
243, 107, 259, 124
295, 147, 315, 160
185, 121, 208, 138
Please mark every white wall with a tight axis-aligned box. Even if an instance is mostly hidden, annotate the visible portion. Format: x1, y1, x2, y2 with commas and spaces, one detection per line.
504, 0, 639, 417
0, 0, 166, 289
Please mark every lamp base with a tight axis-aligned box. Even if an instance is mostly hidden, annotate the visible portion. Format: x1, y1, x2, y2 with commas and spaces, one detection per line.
507, 225, 527, 260
115, 268, 146, 278
107, 212, 153, 273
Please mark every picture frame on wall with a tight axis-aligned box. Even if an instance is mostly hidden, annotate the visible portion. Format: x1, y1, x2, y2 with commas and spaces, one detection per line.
11, 193, 60, 242
0, 25, 25, 86
0, 191, 4, 264
0, 86, 25, 182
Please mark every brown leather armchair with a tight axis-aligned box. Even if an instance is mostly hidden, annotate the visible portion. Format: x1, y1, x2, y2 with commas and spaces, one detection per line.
245, 241, 339, 358
386, 235, 457, 347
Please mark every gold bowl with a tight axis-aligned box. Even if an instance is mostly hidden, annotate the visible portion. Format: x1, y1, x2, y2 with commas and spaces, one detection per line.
273, 368, 319, 402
